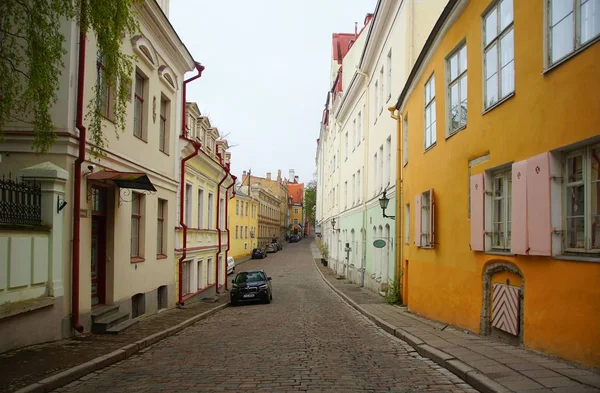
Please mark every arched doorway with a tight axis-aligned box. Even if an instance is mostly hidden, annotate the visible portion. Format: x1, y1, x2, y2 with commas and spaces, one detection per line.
480, 261, 525, 345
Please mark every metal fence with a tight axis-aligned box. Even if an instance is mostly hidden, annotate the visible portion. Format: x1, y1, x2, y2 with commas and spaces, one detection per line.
0, 174, 42, 226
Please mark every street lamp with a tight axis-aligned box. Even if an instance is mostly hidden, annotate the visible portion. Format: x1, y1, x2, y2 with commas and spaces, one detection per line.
379, 190, 395, 220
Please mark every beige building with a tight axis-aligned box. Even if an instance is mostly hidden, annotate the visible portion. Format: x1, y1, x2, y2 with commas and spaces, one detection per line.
0, 0, 195, 351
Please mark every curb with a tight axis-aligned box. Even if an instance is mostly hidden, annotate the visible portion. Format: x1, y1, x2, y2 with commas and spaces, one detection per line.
312, 258, 512, 393
14, 302, 229, 393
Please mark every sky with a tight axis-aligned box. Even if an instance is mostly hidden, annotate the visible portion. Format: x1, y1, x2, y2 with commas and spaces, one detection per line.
169, 0, 377, 184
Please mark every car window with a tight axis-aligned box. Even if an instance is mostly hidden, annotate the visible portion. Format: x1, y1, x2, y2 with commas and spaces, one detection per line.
234, 272, 265, 283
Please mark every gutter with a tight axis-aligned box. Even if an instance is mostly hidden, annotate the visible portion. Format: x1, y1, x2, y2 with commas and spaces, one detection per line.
215, 150, 230, 294
388, 107, 404, 302
225, 174, 237, 291
71, 14, 87, 334
356, 67, 369, 288
177, 62, 205, 306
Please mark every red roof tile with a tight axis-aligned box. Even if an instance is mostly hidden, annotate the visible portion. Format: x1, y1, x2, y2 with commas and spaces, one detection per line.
288, 183, 304, 204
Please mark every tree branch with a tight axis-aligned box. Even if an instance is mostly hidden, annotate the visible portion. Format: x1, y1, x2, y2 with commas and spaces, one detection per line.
1, 56, 29, 79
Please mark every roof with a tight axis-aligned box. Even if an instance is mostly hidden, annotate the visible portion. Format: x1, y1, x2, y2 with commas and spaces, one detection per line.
288, 183, 304, 204
332, 33, 356, 63
395, 0, 459, 111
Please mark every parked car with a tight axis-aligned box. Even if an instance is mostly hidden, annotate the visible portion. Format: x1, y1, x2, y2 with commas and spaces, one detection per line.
227, 256, 235, 275
230, 269, 273, 305
289, 234, 300, 243
266, 243, 277, 253
274, 241, 283, 251
251, 247, 267, 259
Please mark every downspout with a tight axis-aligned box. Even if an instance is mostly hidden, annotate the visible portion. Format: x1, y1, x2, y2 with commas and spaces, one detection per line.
356, 66, 369, 288
225, 174, 237, 291
71, 16, 86, 334
389, 107, 403, 303
215, 151, 230, 294
177, 62, 205, 306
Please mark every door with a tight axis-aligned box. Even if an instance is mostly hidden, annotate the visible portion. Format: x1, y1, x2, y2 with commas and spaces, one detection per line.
91, 186, 107, 306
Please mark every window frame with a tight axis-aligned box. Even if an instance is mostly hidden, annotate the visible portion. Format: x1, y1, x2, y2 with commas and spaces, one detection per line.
424, 74, 437, 150
159, 96, 169, 154
157, 198, 166, 256
482, 0, 515, 110
131, 193, 142, 259
489, 169, 512, 251
96, 53, 112, 120
446, 42, 468, 136
421, 190, 432, 248
133, 72, 145, 140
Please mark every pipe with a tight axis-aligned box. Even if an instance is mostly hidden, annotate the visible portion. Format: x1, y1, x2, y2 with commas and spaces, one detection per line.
177, 143, 200, 306
215, 150, 230, 294
224, 174, 237, 291
71, 17, 87, 334
177, 61, 204, 306
356, 67, 369, 288
389, 107, 404, 304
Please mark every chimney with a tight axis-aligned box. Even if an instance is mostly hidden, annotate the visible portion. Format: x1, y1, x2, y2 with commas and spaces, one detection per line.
266, 172, 271, 180
277, 169, 281, 182
289, 169, 295, 181
243, 170, 247, 177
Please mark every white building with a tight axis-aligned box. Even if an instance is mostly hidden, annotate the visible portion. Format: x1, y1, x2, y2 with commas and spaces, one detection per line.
316, 0, 447, 294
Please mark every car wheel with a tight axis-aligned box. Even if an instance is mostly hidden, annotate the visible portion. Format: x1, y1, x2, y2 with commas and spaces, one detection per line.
264, 295, 271, 304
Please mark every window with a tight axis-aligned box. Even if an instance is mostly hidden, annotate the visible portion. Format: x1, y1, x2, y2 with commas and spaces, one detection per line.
564, 144, 600, 252
483, 0, 514, 109
358, 111, 363, 142
424, 75, 436, 149
236, 200, 239, 215
131, 194, 142, 258
344, 181, 348, 208
352, 174, 356, 204
373, 153, 378, 195
447, 44, 468, 134
157, 199, 166, 255
197, 260, 204, 289
357, 169, 361, 203
96, 53, 112, 119
491, 169, 512, 250
386, 50, 392, 100
374, 80, 379, 120
386, 137, 391, 185
294, 218, 299, 224
133, 72, 145, 139
245, 226, 248, 238
197, 189, 204, 228
185, 184, 192, 225
345, 132, 348, 160
403, 115, 409, 165
352, 119, 357, 150
236, 225, 239, 239
207, 258, 213, 284
548, 0, 600, 65
379, 67, 384, 112
245, 202, 248, 216
405, 204, 410, 244
159, 97, 169, 153
182, 261, 191, 295
294, 208, 299, 214
379, 145, 384, 191
207, 193, 213, 229
415, 190, 435, 248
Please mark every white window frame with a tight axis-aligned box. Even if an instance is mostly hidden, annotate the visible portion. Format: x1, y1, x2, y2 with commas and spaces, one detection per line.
446, 42, 468, 136
421, 190, 432, 248
197, 188, 204, 229
487, 168, 512, 251
374, 80, 379, 121
563, 144, 600, 253
483, 0, 515, 109
547, 0, 600, 66
424, 75, 436, 150
357, 169, 361, 203
386, 50, 392, 101
379, 67, 384, 113
358, 111, 363, 143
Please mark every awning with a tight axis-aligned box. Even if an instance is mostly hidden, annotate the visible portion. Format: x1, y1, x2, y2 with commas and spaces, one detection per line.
86, 170, 157, 192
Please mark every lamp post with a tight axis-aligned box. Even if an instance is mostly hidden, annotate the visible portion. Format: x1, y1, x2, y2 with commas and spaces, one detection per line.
379, 190, 395, 220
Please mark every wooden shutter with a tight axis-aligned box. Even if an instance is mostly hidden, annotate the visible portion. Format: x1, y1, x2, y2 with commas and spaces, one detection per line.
470, 174, 485, 251
429, 189, 435, 247
526, 152, 552, 256
415, 194, 422, 247
511, 160, 528, 255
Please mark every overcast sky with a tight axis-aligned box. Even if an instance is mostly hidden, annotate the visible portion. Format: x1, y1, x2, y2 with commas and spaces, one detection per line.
169, 0, 377, 184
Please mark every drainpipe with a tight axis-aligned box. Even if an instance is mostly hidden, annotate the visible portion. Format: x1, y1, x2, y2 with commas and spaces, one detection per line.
389, 107, 404, 303
215, 150, 230, 294
225, 174, 237, 291
356, 66, 369, 288
177, 62, 205, 306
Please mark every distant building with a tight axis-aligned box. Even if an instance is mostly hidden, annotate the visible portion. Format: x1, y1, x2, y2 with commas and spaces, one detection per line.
228, 187, 259, 258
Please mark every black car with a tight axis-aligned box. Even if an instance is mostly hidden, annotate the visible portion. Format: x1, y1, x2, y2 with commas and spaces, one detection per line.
289, 234, 300, 243
230, 270, 273, 305
251, 247, 267, 259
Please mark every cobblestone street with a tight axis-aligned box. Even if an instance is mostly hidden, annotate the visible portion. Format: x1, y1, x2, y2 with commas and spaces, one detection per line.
52, 240, 475, 393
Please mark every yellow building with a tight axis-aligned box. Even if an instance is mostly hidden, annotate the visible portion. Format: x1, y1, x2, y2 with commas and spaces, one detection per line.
228, 187, 259, 259
393, 0, 600, 367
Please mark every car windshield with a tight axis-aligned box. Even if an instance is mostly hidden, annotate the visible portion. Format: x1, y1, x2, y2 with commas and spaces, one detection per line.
234, 272, 265, 284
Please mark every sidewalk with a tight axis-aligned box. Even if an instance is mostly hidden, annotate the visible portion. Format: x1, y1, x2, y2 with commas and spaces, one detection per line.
0, 293, 230, 393
310, 242, 600, 393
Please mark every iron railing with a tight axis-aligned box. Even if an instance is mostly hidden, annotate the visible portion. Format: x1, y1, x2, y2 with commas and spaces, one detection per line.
0, 174, 42, 226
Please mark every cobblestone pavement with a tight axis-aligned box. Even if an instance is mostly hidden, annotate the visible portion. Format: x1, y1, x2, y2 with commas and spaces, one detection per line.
52, 240, 476, 393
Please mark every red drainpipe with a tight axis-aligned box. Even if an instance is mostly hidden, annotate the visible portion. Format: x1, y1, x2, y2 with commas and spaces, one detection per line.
215, 151, 230, 294
71, 23, 86, 334
224, 174, 237, 291
177, 62, 205, 306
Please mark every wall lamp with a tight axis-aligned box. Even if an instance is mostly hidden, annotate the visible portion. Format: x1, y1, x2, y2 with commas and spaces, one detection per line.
379, 190, 395, 220
331, 217, 340, 232
57, 197, 68, 213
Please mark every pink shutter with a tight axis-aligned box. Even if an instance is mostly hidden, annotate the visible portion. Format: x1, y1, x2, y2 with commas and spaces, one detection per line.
526, 152, 552, 256
415, 194, 422, 247
430, 189, 435, 247
470, 174, 485, 251
511, 160, 528, 255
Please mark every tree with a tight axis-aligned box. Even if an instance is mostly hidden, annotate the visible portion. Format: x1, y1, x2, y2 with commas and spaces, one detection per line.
305, 180, 316, 227
0, 0, 140, 157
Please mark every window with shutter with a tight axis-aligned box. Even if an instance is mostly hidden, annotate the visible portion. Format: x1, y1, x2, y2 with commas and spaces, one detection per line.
415, 195, 422, 247
470, 174, 485, 251
527, 152, 552, 256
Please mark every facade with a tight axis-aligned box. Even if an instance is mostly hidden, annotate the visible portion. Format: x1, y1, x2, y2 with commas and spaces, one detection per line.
316, 0, 447, 294
175, 103, 233, 305
242, 170, 289, 243
393, 0, 600, 367
241, 184, 282, 248
228, 187, 259, 258
288, 172, 305, 235
0, 0, 195, 349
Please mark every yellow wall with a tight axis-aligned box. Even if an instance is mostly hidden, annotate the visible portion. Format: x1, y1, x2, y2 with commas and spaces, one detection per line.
398, 0, 600, 367
228, 195, 258, 258
290, 205, 303, 231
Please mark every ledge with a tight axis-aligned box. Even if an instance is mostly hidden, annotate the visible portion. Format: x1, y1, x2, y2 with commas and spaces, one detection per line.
0, 224, 51, 232
553, 254, 600, 263
0, 296, 55, 321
